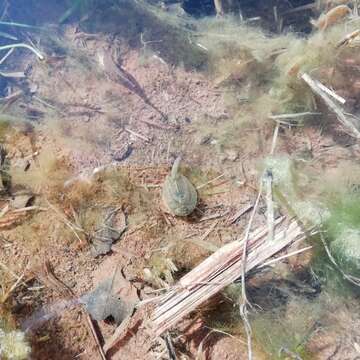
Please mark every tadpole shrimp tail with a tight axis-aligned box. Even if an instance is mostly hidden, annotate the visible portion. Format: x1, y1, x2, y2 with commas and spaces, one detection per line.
171, 156, 182, 179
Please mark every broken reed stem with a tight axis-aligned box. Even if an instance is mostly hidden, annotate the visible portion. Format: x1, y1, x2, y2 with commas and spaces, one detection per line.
301, 73, 360, 139
152, 218, 305, 336
0, 43, 44, 60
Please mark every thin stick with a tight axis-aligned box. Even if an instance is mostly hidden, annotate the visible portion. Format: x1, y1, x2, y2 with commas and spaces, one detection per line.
269, 112, 321, 120
203, 325, 246, 343
0, 204, 9, 218
313, 79, 346, 105
0, 30, 17, 41
0, 71, 25, 78
240, 187, 262, 302
2, 273, 25, 303
260, 245, 313, 268
0, 260, 27, 287
125, 127, 150, 142
12, 206, 47, 213
336, 29, 360, 48
228, 204, 253, 224
0, 43, 44, 60
273, 6, 278, 24
199, 210, 229, 222
354, 0, 359, 17
239, 185, 262, 360
0, 48, 14, 65
33, 96, 59, 111
264, 172, 274, 243
0, 20, 42, 29
185, 221, 219, 252
282, 3, 316, 15
196, 173, 225, 190
270, 123, 279, 155
301, 73, 360, 139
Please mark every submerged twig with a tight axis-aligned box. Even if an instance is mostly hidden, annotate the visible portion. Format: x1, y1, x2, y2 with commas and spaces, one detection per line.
313, 79, 346, 105
336, 29, 360, 48
214, 0, 224, 16
0, 48, 14, 65
2, 273, 25, 303
0, 30, 17, 41
125, 127, 150, 142
0, 20, 42, 29
260, 245, 313, 268
239, 185, 262, 360
301, 73, 360, 139
12, 206, 47, 213
269, 112, 321, 120
228, 204, 253, 224
196, 173, 225, 190
264, 171, 274, 243
0, 71, 25, 78
0, 43, 44, 60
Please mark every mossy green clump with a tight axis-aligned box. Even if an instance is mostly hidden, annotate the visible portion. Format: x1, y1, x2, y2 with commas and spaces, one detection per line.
261, 154, 334, 228
144, 252, 178, 288
324, 195, 360, 276
251, 299, 318, 360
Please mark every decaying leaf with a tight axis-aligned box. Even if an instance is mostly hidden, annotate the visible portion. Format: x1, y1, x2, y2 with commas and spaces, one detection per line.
90, 207, 127, 257
81, 267, 139, 324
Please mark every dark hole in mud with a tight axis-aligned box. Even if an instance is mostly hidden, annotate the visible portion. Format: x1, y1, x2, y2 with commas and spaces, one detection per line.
182, 0, 216, 17
104, 315, 116, 325
181, 0, 316, 33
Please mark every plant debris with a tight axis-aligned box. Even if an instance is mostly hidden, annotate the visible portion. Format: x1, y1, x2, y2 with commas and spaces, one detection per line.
81, 267, 139, 324
90, 207, 127, 257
